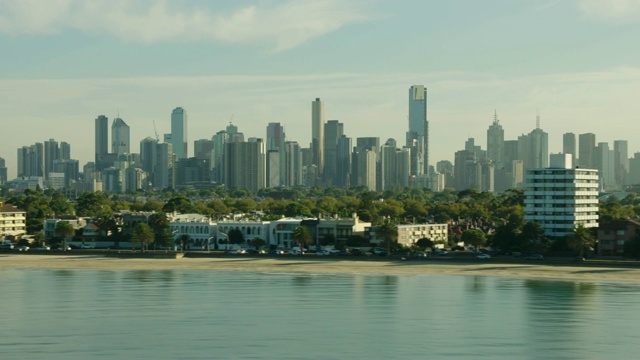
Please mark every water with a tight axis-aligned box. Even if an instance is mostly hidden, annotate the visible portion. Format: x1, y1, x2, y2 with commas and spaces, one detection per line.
1, 269, 639, 359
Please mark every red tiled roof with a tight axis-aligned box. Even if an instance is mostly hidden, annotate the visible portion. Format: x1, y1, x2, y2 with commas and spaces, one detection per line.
0, 203, 24, 213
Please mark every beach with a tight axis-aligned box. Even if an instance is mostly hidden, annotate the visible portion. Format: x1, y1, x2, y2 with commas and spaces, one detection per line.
2, 254, 640, 283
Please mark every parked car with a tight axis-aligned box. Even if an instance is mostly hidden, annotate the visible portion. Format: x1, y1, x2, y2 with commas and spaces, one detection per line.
17, 245, 30, 252
316, 250, 330, 256
525, 254, 544, 260
412, 251, 429, 258
35, 246, 51, 251
434, 249, 448, 256
476, 253, 491, 259
350, 249, 366, 256
268, 250, 285, 255
229, 249, 247, 254
329, 249, 341, 254
80, 244, 94, 249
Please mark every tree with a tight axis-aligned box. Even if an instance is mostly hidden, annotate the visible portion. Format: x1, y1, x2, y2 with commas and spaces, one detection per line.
565, 225, 596, 257
292, 226, 312, 255
519, 221, 546, 253
376, 221, 398, 256
416, 237, 435, 251
131, 223, 155, 252
227, 229, 245, 247
54, 221, 75, 251
155, 228, 175, 250
461, 229, 487, 249
177, 234, 191, 251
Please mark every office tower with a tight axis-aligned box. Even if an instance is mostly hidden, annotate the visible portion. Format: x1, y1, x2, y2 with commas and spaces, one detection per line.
380, 140, 409, 190
140, 137, 158, 185
524, 154, 599, 239
578, 133, 596, 169
563, 132, 576, 166
486, 111, 504, 167
323, 120, 344, 186
171, 107, 188, 159
407, 85, 428, 175
352, 147, 376, 191
111, 118, 130, 155
629, 153, 640, 186
194, 139, 215, 161
614, 140, 629, 187
224, 139, 266, 192
336, 136, 352, 188
0, 157, 6, 185
154, 142, 174, 190
52, 159, 79, 188
595, 142, 615, 191
284, 141, 302, 187
454, 150, 477, 190
211, 130, 229, 183
266, 123, 286, 188
311, 98, 325, 178
465, 138, 486, 159
17, 143, 44, 177
175, 158, 210, 187
44, 139, 60, 179
60, 142, 71, 160
95, 115, 109, 165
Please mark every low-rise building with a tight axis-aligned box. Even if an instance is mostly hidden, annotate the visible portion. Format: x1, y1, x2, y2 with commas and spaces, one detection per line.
396, 223, 449, 247
0, 202, 26, 239
169, 213, 216, 250
597, 219, 640, 256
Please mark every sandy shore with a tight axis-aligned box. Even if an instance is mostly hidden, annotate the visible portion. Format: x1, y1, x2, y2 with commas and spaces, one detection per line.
2, 254, 640, 283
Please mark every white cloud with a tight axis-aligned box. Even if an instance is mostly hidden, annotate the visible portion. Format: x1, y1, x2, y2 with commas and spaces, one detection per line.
578, 0, 640, 23
0, 0, 371, 50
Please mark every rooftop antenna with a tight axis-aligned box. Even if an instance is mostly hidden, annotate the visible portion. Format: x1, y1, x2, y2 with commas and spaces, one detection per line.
536, 109, 540, 129
493, 109, 498, 124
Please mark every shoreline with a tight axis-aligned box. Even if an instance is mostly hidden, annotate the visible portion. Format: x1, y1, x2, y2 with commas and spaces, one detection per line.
2, 254, 640, 283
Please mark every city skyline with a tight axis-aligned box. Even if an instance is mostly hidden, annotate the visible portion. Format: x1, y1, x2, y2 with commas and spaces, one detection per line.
2, 0, 640, 178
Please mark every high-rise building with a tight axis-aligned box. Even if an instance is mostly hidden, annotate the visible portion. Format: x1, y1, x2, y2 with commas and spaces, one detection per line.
311, 98, 325, 178
563, 132, 576, 166
284, 141, 302, 187
578, 133, 596, 169
629, 153, 640, 186
95, 115, 109, 165
486, 111, 504, 167
266, 123, 286, 188
224, 139, 266, 192
524, 154, 599, 239
171, 107, 188, 159
140, 137, 158, 186
194, 139, 215, 161
323, 120, 344, 186
0, 157, 6, 185
407, 85, 428, 175
595, 142, 615, 191
111, 118, 130, 155
44, 139, 59, 179
614, 140, 629, 187
154, 142, 174, 190
336, 136, 352, 188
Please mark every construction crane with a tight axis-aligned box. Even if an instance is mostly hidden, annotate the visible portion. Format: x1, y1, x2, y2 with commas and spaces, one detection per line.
153, 120, 159, 142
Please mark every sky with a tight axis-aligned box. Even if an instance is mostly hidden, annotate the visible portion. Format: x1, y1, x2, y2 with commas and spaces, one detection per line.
1, 0, 640, 179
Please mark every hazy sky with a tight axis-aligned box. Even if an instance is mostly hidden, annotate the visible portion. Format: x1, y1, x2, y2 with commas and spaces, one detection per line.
1, 0, 640, 179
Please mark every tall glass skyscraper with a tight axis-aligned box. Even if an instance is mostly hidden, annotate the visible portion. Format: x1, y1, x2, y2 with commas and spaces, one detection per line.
95, 115, 108, 163
111, 118, 130, 155
407, 85, 428, 175
312, 98, 324, 178
171, 107, 188, 160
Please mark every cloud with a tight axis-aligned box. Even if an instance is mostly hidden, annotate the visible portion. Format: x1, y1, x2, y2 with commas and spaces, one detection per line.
578, 0, 640, 23
0, 0, 371, 51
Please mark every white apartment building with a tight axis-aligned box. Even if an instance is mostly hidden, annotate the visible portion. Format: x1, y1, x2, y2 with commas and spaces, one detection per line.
396, 223, 449, 247
524, 154, 599, 239
0, 202, 26, 238
169, 213, 215, 250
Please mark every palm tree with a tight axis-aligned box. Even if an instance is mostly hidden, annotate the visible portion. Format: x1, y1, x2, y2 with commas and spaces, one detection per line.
54, 221, 75, 251
565, 224, 596, 258
376, 221, 398, 256
131, 223, 155, 252
292, 226, 312, 255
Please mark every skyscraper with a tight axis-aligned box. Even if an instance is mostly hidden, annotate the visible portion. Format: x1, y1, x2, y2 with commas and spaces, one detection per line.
614, 140, 629, 187
323, 120, 344, 185
311, 98, 324, 178
486, 111, 504, 166
407, 85, 428, 175
266, 122, 286, 188
111, 117, 130, 155
95, 115, 108, 165
224, 139, 266, 192
563, 132, 576, 166
171, 107, 188, 159
579, 133, 596, 169
44, 138, 59, 179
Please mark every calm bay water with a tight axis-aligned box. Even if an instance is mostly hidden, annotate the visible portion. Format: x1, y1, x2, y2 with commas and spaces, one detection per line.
1, 268, 639, 359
